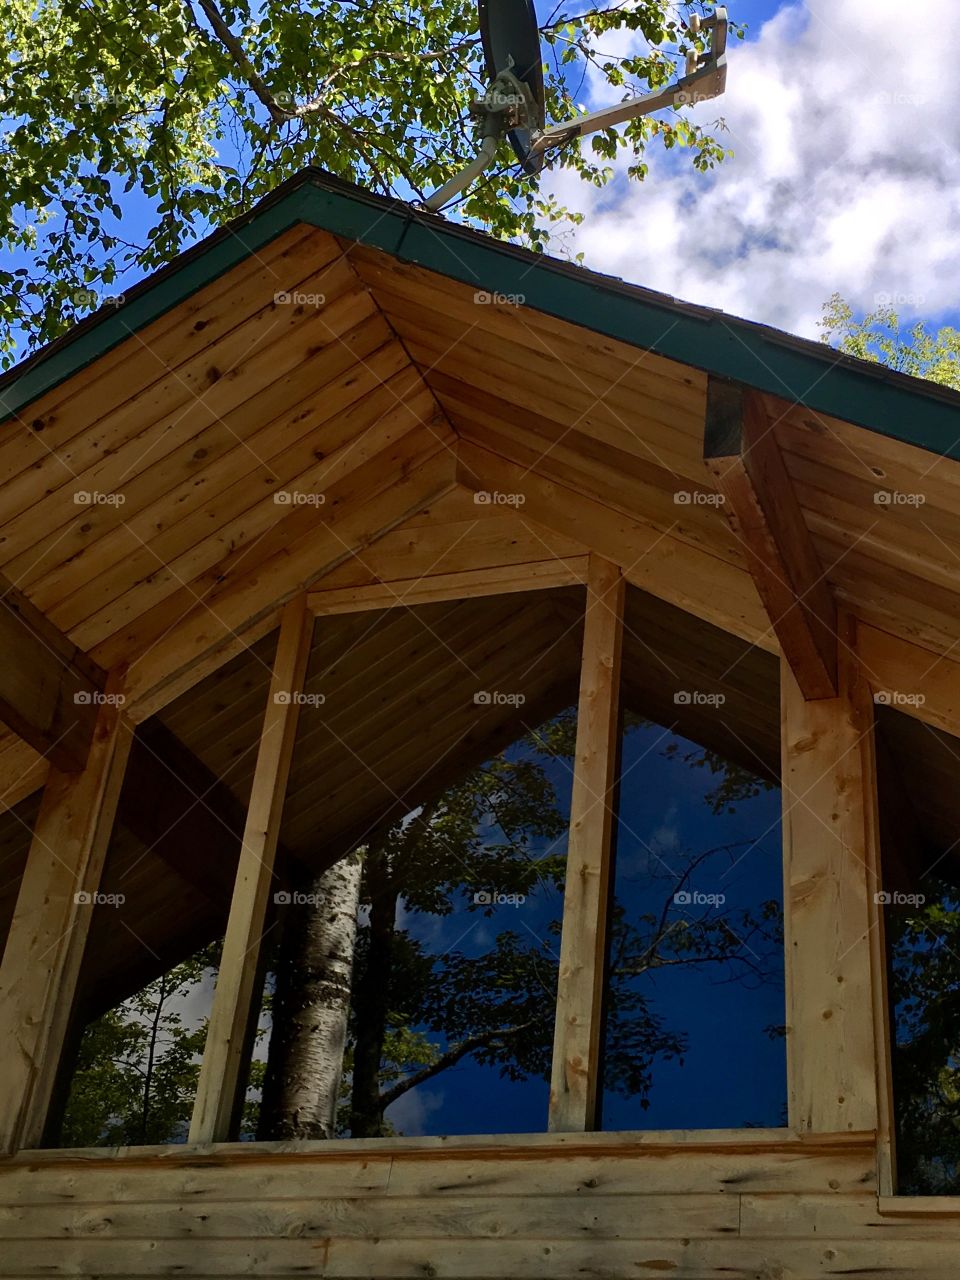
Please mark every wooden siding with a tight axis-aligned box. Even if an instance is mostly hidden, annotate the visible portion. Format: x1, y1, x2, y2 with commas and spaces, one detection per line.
2, 1132, 960, 1277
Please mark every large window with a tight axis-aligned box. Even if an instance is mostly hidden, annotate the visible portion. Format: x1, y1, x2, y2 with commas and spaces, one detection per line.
52, 631, 279, 1148
601, 586, 786, 1130
10, 577, 791, 1150
252, 590, 584, 1140
877, 703, 960, 1194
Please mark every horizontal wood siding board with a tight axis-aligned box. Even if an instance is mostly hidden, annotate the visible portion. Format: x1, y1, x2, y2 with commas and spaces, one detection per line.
5, 1236, 960, 1278
0, 1143, 877, 1205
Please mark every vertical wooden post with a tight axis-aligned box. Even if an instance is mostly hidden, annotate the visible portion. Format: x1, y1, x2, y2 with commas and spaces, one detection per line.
0, 680, 132, 1153
848, 619, 897, 1191
780, 614, 888, 1142
189, 596, 313, 1144
549, 555, 624, 1133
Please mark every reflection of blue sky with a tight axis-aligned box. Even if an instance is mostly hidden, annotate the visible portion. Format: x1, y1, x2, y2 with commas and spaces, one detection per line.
603, 721, 785, 1130
388, 733, 573, 1135
388, 712, 786, 1137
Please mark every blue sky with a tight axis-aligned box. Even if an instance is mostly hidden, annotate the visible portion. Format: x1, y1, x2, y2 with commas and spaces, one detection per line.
546, 0, 960, 338
7, 0, 955, 364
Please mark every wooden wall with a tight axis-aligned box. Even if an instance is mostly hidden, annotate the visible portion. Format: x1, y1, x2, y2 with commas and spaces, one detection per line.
1, 1132, 959, 1277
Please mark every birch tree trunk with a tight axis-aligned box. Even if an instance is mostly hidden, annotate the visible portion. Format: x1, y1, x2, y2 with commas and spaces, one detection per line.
258, 854, 362, 1139
349, 854, 398, 1138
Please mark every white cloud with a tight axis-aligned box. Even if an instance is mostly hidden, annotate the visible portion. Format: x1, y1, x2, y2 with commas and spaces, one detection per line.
385, 1084, 444, 1136
545, 0, 959, 336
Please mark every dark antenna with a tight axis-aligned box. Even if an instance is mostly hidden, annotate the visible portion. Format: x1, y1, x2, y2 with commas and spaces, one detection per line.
423, 5, 728, 212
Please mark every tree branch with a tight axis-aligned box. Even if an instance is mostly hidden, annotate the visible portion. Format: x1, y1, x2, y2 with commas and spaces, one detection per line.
192, 0, 292, 123
378, 1020, 535, 1110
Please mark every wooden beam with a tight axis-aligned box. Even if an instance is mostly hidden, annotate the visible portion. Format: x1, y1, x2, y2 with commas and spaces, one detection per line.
704, 379, 838, 699
307, 558, 589, 614
0, 677, 132, 1153
188, 596, 313, 1144
780, 614, 887, 1138
456, 439, 774, 654
0, 574, 105, 772
857, 621, 960, 739
549, 555, 624, 1132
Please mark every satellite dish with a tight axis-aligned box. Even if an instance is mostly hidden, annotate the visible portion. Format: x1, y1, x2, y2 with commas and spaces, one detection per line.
423, 5, 728, 212
478, 0, 546, 174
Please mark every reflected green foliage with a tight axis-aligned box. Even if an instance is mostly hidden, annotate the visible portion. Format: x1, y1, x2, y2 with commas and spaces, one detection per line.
889, 882, 960, 1194
61, 943, 220, 1147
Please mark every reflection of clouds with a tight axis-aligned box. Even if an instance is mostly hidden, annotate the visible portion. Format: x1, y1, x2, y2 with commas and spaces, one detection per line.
164, 966, 217, 1035
385, 1085, 444, 1137
617, 838, 676, 882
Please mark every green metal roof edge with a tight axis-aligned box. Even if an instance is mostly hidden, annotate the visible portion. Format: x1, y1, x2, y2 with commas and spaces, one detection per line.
3, 169, 959, 464
0, 182, 317, 425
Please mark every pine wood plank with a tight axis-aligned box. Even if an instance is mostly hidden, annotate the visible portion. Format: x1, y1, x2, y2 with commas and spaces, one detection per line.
705, 379, 838, 699
347, 244, 706, 410
856, 622, 960, 738
12, 315, 402, 605
114, 438, 458, 719
0, 680, 132, 1152
0, 575, 103, 772
0, 1191, 739, 1240
11, 1233, 960, 1277
189, 597, 313, 1143
0, 225, 327, 459
549, 556, 623, 1132
308, 560, 588, 613
780, 620, 883, 1135
49, 359, 424, 641
457, 440, 773, 652
0, 245, 357, 540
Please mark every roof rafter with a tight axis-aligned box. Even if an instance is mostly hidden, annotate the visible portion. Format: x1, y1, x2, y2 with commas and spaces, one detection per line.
704, 378, 838, 700
0, 573, 103, 773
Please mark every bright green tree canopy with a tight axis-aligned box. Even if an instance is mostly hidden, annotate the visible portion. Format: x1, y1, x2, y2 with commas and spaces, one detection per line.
0, 0, 738, 363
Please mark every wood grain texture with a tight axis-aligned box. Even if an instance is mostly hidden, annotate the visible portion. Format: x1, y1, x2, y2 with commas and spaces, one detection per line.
0, 681, 132, 1152
189, 597, 313, 1143
705, 380, 838, 700
549, 556, 623, 1132
780, 627, 882, 1136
